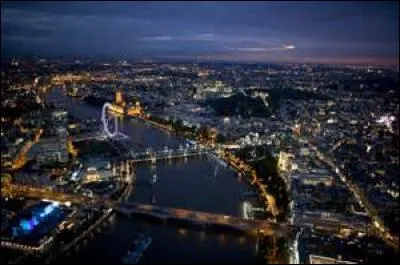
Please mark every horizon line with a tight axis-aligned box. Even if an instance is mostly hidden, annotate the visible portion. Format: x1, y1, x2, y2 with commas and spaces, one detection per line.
1, 54, 399, 68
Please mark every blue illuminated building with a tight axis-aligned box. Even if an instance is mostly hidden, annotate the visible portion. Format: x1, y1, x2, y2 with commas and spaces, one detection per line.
12, 202, 59, 236
2, 201, 69, 250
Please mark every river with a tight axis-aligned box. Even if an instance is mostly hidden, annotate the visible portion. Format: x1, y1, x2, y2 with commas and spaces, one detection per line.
43, 88, 283, 264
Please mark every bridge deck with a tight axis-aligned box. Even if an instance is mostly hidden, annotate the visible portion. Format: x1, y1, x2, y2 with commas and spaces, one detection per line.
8, 185, 295, 237
128, 150, 205, 162
114, 202, 295, 237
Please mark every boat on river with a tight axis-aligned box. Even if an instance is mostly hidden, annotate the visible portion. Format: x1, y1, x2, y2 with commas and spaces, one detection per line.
122, 234, 152, 264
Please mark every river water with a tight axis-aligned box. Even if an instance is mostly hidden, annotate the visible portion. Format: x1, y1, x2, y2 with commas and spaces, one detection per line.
43, 89, 282, 264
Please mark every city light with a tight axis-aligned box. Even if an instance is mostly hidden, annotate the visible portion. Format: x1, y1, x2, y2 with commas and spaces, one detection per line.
1, 2, 398, 262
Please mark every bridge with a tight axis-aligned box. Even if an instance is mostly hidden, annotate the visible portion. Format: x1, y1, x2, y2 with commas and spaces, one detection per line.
126, 146, 208, 163
114, 202, 296, 237
70, 102, 208, 164
6, 185, 297, 238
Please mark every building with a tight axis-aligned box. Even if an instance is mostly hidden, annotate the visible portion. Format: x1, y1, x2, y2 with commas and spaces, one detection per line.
83, 167, 102, 183
115, 90, 124, 106
1, 153, 13, 170
309, 254, 357, 264
301, 174, 333, 186
278, 151, 293, 172
127, 101, 143, 116
296, 211, 370, 233
29, 127, 68, 165
193, 81, 233, 100
50, 109, 67, 123
1, 201, 68, 254
209, 128, 218, 145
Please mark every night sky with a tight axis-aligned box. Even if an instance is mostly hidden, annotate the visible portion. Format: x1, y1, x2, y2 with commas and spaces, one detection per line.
1, 1, 399, 65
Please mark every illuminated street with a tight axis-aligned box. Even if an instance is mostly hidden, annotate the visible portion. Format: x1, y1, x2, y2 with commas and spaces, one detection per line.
1, 1, 399, 264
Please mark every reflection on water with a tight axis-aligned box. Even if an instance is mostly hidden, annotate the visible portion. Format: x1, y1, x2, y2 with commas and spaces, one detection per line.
44, 88, 284, 264
129, 157, 250, 217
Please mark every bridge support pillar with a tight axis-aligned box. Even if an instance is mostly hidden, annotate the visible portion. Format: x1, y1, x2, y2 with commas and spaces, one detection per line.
255, 232, 280, 264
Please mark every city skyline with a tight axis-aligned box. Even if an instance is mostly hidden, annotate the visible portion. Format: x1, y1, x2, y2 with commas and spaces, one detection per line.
1, 2, 399, 264
1, 1, 399, 65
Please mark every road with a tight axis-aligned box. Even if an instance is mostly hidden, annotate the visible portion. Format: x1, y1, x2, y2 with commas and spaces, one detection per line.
11, 128, 43, 170
293, 135, 399, 249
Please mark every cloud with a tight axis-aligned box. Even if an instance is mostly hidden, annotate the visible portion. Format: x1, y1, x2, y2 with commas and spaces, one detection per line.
138, 33, 216, 42
231, 47, 270, 52
138, 36, 172, 41
196, 33, 215, 39
5, 35, 52, 44
227, 44, 296, 52
283, 44, 295, 50
1, 2, 397, 64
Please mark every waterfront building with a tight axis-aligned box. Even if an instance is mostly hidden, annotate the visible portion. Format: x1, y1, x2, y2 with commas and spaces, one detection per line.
115, 90, 125, 106
1, 201, 68, 254
83, 167, 102, 183
127, 101, 143, 116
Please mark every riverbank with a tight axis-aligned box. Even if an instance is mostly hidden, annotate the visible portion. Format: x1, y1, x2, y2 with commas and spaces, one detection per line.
39, 88, 284, 264
126, 109, 280, 222
46, 207, 114, 264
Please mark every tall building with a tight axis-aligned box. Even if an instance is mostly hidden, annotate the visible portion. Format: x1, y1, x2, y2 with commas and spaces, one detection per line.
115, 90, 124, 106
127, 101, 143, 116
278, 151, 292, 173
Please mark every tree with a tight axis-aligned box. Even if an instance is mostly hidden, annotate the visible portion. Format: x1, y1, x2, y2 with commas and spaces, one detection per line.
199, 125, 209, 139
173, 119, 184, 131
216, 134, 226, 143
1, 173, 13, 197
1, 173, 12, 186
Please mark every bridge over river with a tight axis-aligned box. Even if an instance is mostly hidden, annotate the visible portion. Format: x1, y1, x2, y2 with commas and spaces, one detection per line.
126, 147, 209, 163
7, 185, 297, 238
72, 130, 210, 164
114, 202, 296, 237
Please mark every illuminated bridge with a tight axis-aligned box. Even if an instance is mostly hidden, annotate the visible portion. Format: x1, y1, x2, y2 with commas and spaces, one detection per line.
126, 146, 209, 163
114, 202, 296, 237
69, 102, 210, 163
7, 185, 297, 238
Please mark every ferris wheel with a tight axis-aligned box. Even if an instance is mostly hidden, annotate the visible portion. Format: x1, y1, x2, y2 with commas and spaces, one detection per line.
100, 103, 119, 138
